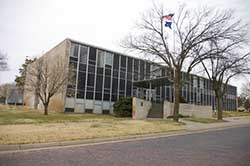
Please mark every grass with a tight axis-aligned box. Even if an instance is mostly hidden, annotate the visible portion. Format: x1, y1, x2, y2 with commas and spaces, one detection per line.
185, 117, 226, 123
0, 105, 115, 125
223, 111, 250, 117
0, 105, 183, 144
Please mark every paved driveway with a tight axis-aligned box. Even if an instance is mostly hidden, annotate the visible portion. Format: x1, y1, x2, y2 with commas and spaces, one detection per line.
1, 126, 250, 166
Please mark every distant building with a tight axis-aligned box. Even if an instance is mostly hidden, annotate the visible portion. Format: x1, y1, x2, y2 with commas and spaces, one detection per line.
7, 88, 23, 105
24, 39, 237, 114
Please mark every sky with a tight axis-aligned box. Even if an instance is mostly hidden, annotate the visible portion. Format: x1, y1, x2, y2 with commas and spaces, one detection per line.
0, 0, 249, 93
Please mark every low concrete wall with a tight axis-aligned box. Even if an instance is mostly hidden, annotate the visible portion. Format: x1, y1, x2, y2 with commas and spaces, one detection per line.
163, 101, 213, 119
132, 97, 152, 120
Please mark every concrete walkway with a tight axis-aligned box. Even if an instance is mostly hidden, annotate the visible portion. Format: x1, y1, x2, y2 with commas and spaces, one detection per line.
0, 116, 250, 153
180, 116, 250, 131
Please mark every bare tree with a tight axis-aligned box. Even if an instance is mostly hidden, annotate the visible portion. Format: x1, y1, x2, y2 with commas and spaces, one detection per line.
241, 82, 250, 99
199, 32, 250, 120
0, 83, 15, 104
122, 3, 241, 121
25, 55, 69, 115
0, 51, 8, 72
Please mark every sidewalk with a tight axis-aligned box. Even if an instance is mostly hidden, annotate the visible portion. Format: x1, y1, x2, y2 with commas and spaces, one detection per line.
1, 116, 250, 153
180, 116, 250, 131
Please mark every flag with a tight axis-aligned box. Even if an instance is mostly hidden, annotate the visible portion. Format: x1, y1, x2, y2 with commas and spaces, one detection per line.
162, 13, 174, 29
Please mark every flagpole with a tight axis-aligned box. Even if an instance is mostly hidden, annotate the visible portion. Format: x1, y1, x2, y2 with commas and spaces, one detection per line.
173, 16, 176, 104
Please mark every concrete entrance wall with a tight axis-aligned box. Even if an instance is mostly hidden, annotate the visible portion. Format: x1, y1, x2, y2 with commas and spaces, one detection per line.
163, 101, 213, 119
132, 97, 152, 120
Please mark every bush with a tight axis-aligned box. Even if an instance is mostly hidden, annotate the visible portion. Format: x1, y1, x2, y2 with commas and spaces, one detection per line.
113, 97, 132, 117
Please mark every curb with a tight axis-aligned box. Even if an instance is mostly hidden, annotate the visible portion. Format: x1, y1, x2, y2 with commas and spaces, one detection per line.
1, 123, 250, 154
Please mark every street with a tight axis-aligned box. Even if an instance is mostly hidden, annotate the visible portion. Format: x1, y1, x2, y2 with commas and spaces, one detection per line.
0, 126, 250, 166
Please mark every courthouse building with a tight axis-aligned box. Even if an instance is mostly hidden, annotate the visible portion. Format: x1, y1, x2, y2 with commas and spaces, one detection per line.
24, 39, 237, 115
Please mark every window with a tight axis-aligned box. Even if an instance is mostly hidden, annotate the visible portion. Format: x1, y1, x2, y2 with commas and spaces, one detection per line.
105, 52, 113, 66
95, 92, 102, 100
87, 74, 95, 86
112, 78, 118, 94
120, 80, 125, 91
95, 75, 103, 92
70, 43, 79, 57
77, 72, 86, 90
121, 56, 126, 67
113, 54, 119, 69
79, 45, 88, 64
105, 68, 111, 76
79, 64, 86, 72
193, 76, 198, 87
127, 58, 132, 72
103, 93, 110, 101
126, 81, 132, 96
97, 49, 105, 68
134, 59, 139, 72
104, 76, 111, 89
77, 90, 85, 99
68, 70, 77, 87
146, 63, 150, 79
89, 47, 96, 61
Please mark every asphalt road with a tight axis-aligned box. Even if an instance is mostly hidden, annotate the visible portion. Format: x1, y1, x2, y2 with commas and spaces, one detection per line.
1, 126, 250, 166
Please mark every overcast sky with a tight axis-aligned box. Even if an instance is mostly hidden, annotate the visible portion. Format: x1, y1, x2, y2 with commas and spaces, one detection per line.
0, 0, 249, 92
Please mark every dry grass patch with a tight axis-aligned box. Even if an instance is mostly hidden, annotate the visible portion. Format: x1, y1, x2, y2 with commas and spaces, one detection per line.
185, 117, 226, 123
0, 105, 183, 144
0, 119, 183, 145
223, 111, 250, 117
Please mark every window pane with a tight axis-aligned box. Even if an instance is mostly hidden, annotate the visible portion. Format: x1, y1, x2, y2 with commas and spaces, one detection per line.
80, 45, 88, 64
103, 93, 110, 101
121, 56, 126, 67
70, 43, 79, 57
127, 58, 132, 72
104, 76, 111, 89
105, 68, 111, 76
105, 52, 113, 66
96, 75, 103, 92
68, 70, 76, 87
87, 74, 95, 86
77, 90, 85, 99
126, 81, 132, 96
120, 80, 125, 91
86, 91, 93, 99
89, 47, 96, 61
79, 64, 86, 72
77, 71, 86, 90
112, 78, 118, 94
88, 65, 95, 74
97, 49, 105, 68
134, 59, 139, 71
113, 54, 119, 69
95, 92, 102, 100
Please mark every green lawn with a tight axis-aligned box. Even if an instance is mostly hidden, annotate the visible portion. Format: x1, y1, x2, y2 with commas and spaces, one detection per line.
185, 117, 226, 123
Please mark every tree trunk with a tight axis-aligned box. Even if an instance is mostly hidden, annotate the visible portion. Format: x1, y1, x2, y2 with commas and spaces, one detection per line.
173, 70, 181, 122
215, 92, 223, 120
44, 103, 49, 115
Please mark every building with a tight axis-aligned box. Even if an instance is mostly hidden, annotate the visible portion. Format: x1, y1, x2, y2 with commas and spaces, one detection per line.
7, 88, 23, 105
24, 38, 237, 114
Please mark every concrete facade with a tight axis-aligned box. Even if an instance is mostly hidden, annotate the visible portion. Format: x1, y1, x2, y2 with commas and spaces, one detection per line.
163, 101, 213, 119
